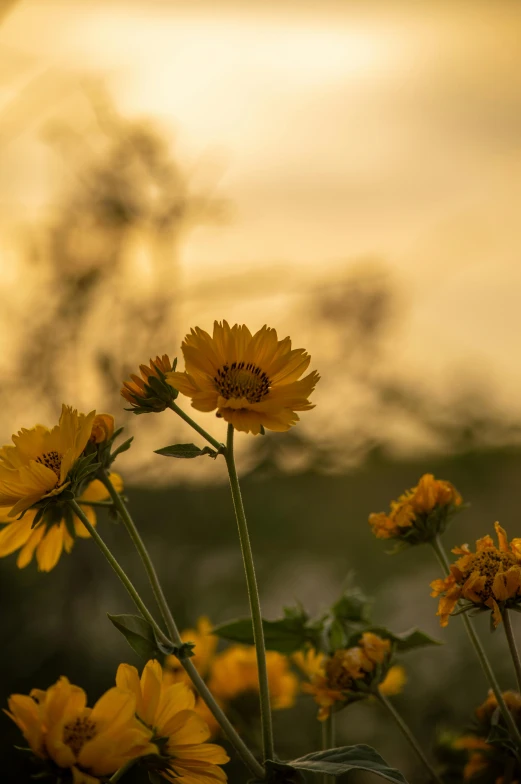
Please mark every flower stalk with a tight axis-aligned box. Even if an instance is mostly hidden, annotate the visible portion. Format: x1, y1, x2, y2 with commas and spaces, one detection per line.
71, 495, 265, 781
224, 423, 275, 763
431, 535, 521, 748
168, 401, 224, 452
376, 692, 443, 784
321, 713, 335, 784
503, 609, 521, 694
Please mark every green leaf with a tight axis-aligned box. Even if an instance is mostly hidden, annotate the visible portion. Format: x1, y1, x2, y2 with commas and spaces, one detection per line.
108, 613, 160, 660
332, 587, 373, 625
287, 745, 409, 782
213, 610, 321, 654
350, 626, 442, 652
154, 443, 218, 459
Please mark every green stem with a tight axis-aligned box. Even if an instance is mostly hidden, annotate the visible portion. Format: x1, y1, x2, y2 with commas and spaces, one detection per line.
70, 500, 171, 649
80, 500, 115, 508
109, 759, 136, 782
503, 609, 521, 693
168, 401, 224, 452
431, 536, 521, 748
321, 713, 335, 784
224, 424, 275, 763
377, 692, 443, 784
96, 473, 265, 782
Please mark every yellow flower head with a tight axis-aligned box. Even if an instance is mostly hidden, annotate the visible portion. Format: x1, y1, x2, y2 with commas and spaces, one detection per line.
89, 414, 115, 444
207, 645, 298, 711
0, 473, 123, 572
166, 321, 320, 435
295, 633, 403, 721
431, 523, 521, 627
475, 690, 521, 726
121, 355, 176, 414
0, 405, 96, 518
369, 473, 462, 546
6, 675, 156, 783
116, 659, 229, 784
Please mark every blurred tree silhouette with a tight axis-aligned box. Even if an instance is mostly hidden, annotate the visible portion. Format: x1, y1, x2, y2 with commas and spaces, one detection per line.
11, 83, 226, 413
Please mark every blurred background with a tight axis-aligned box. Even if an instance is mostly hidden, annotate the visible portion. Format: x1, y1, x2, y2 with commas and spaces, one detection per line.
1, 0, 521, 781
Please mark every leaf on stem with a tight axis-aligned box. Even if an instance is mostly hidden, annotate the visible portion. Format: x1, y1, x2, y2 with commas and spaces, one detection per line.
347, 626, 442, 652
108, 613, 160, 660
285, 745, 409, 782
154, 443, 219, 459
213, 607, 322, 654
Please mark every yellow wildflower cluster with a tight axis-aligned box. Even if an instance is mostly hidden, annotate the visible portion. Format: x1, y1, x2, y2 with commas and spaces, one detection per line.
164, 617, 298, 735
295, 633, 406, 721
431, 522, 521, 627
369, 473, 462, 546
7, 660, 230, 784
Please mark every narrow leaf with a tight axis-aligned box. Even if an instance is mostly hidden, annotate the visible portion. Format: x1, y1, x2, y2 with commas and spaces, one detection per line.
155, 443, 218, 459
288, 745, 409, 783
350, 626, 442, 651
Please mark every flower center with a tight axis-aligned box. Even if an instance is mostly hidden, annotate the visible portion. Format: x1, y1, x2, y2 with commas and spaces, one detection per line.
63, 715, 97, 757
35, 450, 62, 478
464, 549, 518, 598
214, 362, 271, 404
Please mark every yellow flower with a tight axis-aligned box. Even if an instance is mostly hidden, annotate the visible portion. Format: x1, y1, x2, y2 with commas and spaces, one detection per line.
431, 522, 521, 627
89, 414, 115, 444
166, 321, 319, 435
369, 473, 462, 546
295, 633, 403, 721
121, 354, 176, 413
208, 645, 299, 710
6, 675, 156, 783
0, 473, 123, 572
116, 659, 229, 784
475, 690, 521, 726
0, 405, 96, 518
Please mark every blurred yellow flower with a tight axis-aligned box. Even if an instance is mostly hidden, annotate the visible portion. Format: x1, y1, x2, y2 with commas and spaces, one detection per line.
116, 659, 229, 784
208, 645, 299, 710
166, 321, 319, 435
449, 691, 521, 782
6, 674, 156, 783
121, 354, 175, 413
89, 414, 115, 444
165, 616, 218, 685
0, 473, 123, 572
0, 405, 95, 517
295, 633, 404, 721
431, 522, 521, 627
163, 616, 221, 737
369, 473, 462, 545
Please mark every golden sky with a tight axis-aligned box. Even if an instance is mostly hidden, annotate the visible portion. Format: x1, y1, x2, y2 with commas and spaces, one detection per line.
0, 0, 520, 470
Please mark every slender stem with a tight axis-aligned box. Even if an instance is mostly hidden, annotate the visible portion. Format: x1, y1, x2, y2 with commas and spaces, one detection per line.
321, 713, 335, 784
503, 609, 521, 693
109, 759, 136, 782
377, 692, 443, 784
70, 500, 171, 648
80, 500, 115, 508
95, 473, 265, 782
168, 401, 224, 452
431, 536, 521, 748
224, 424, 275, 762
